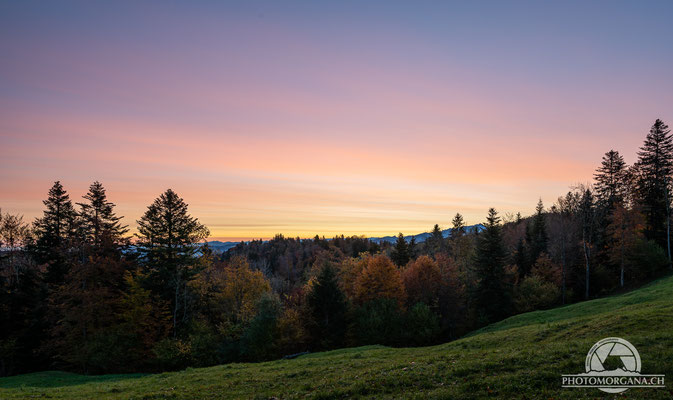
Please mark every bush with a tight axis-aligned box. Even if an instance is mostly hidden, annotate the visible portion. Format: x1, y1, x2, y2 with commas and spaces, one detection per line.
152, 338, 192, 371
514, 275, 560, 313
188, 321, 220, 367
403, 303, 440, 346
353, 298, 404, 346
239, 293, 281, 361
628, 239, 670, 282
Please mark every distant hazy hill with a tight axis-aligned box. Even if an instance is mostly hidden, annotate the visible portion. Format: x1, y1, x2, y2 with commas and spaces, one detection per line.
205, 241, 242, 253
366, 224, 485, 244
206, 224, 485, 253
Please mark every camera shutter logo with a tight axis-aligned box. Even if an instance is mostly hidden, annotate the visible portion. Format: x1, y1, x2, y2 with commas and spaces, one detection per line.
561, 337, 665, 393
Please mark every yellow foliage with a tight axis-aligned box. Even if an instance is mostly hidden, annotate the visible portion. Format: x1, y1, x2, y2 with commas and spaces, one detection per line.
354, 254, 406, 308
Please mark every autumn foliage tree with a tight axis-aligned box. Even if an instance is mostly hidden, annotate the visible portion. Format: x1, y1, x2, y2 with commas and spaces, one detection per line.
402, 255, 441, 307
46, 256, 129, 373
606, 203, 644, 287
354, 254, 406, 308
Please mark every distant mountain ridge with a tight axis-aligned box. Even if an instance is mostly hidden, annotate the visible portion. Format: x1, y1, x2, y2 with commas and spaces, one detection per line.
366, 224, 485, 244
206, 224, 485, 253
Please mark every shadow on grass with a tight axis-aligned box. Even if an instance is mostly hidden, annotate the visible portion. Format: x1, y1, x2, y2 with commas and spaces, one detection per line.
0, 370, 146, 389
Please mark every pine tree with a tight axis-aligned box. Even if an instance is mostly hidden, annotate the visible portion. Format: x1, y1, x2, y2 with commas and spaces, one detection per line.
528, 199, 548, 264
449, 213, 468, 266
513, 237, 528, 279
408, 236, 417, 259
307, 264, 347, 349
77, 181, 128, 248
32, 181, 78, 284
450, 213, 465, 239
472, 208, 511, 324
425, 224, 444, 255
391, 233, 410, 266
594, 150, 627, 208
635, 119, 673, 261
136, 189, 210, 335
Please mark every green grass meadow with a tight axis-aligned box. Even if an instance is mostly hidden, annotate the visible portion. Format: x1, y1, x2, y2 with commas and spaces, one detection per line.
2, 275, 673, 399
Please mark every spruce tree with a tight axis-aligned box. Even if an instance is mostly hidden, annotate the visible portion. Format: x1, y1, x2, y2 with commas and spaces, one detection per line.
472, 208, 511, 324
450, 213, 465, 239
307, 264, 347, 349
391, 233, 410, 266
425, 224, 444, 255
513, 237, 528, 279
136, 189, 209, 335
635, 119, 673, 259
594, 150, 627, 208
408, 236, 417, 259
77, 181, 128, 248
449, 213, 467, 264
32, 181, 77, 284
528, 199, 548, 264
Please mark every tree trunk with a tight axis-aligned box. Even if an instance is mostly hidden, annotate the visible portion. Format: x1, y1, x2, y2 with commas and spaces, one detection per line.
583, 237, 590, 300
173, 275, 180, 337
561, 237, 566, 305
665, 182, 672, 268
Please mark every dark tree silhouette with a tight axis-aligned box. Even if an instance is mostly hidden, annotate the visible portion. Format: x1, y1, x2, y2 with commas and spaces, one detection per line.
136, 189, 209, 335
635, 119, 673, 262
32, 181, 77, 284
307, 264, 347, 349
472, 208, 511, 324
391, 232, 410, 266
77, 181, 128, 248
594, 150, 627, 209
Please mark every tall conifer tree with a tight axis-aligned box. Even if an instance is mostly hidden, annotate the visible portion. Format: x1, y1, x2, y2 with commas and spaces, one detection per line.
391, 233, 410, 266
136, 189, 209, 335
594, 150, 627, 208
528, 199, 548, 264
635, 119, 673, 261
77, 181, 128, 248
32, 181, 77, 284
307, 264, 347, 349
472, 208, 511, 324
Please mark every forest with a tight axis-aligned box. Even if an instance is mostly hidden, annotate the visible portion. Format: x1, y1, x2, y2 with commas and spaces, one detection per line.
0, 119, 671, 377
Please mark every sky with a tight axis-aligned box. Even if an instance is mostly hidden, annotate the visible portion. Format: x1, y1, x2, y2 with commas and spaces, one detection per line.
1, 1, 672, 241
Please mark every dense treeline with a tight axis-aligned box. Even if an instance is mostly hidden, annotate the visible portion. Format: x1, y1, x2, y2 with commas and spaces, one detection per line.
1, 120, 672, 376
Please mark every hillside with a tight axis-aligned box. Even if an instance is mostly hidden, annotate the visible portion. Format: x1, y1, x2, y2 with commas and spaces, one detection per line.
1, 275, 672, 399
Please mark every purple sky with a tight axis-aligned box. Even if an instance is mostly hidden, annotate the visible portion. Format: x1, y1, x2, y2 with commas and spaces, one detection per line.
1, 1, 672, 239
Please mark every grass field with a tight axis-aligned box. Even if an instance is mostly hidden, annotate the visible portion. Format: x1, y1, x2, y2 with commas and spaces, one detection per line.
2, 276, 672, 399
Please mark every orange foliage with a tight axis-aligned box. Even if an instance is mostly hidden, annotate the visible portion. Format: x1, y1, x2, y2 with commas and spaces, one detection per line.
354, 254, 406, 307
402, 255, 441, 306
191, 255, 271, 327
531, 253, 562, 286
338, 256, 368, 301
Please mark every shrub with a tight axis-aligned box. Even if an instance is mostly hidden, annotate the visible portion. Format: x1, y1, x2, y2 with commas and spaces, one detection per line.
152, 338, 192, 371
514, 275, 560, 313
353, 298, 404, 346
403, 303, 440, 346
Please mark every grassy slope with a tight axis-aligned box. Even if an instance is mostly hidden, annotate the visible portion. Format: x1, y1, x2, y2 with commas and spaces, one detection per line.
2, 276, 673, 399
